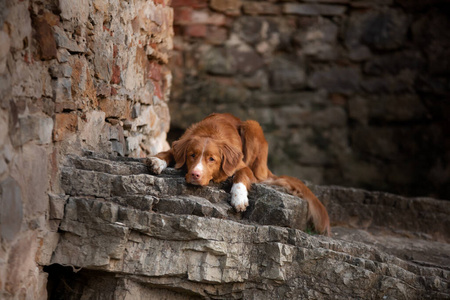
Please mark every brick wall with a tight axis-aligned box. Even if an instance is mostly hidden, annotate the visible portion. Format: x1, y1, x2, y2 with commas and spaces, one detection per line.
0, 0, 173, 298
169, 0, 450, 199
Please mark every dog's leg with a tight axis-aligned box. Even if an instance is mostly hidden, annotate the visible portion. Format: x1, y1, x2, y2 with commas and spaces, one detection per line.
230, 167, 255, 212
239, 120, 272, 181
145, 149, 174, 174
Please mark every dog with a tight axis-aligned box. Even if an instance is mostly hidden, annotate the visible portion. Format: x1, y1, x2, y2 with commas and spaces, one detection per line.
146, 113, 331, 236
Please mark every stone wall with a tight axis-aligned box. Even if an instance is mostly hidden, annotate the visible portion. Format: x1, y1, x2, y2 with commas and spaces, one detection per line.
169, 0, 450, 199
0, 0, 173, 298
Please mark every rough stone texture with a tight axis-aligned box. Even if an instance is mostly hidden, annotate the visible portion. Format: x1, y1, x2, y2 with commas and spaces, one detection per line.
0, 0, 173, 299
169, 0, 450, 200
46, 153, 450, 299
2, 0, 450, 299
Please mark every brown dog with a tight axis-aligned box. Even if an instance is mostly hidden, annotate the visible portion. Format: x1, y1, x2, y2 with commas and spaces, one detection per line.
147, 113, 331, 236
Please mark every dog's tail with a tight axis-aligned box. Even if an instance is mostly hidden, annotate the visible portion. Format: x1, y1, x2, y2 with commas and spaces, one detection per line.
264, 174, 331, 236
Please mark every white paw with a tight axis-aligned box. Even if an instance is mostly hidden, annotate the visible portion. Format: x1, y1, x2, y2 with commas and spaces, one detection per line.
230, 182, 249, 212
146, 157, 167, 175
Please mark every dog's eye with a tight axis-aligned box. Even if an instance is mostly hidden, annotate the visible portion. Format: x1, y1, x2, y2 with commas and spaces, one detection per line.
208, 157, 215, 162
190, 153, 195, 158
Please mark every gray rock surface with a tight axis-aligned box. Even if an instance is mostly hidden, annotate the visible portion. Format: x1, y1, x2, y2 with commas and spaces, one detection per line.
47, 152, 450, 299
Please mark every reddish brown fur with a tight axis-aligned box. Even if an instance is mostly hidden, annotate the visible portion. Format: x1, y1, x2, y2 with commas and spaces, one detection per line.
152, 113, 331, 236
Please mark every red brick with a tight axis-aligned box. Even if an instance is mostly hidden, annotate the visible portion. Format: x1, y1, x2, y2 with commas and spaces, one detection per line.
185, 24, 207, 37
174, 7, 192, 25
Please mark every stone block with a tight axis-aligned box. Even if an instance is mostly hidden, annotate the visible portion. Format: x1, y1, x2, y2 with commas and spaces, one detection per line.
348, 45, 372, 62
229, 45, 264, 76
247, 184, 308, 230
5, 1, 31, 51
364, 51, 424, 76
33, 17, 57, 60
53, 113, 78, 142
132, 103, 141, 119
78, 111, 109, 151
54, 101, 77, 113
191, 10, 227, 26
12, 115, 53, 146
5, 234, 37, 295
346, 8, 408, 51
203, 46, 237, 75
57, 48, 70, 63
49, 193, 67, 220
0, 31, 10, 75
7, 143, 49, 218
243, 2, 281, 15
172, 0, 208, 8
111, 140, 125, 156
412, 10, 450, 76
283, 3, 346, 16
52, 77, 72, 102
69, 57, 97, 105
0, 177, 23, 242
206, 26, 228, 45
360, 71, 415, 94
91, 39, 113, 82
210, 0, 242, 16
37, 115, 54, 144
53, 26, 85, 53
98, 98, 131, 119
369, 95, 428, 122
93, 0, 109, 13
308, 67, 360, 95
49, 64, 73, 78
59, 0, 89, 24
293, 17, 339, 60
269, 56, 306, 92
348, 96, 368, 125
233, 17, 267, 45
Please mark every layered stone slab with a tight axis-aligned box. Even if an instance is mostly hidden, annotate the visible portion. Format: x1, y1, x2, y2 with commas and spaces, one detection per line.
47, 152, 450, 299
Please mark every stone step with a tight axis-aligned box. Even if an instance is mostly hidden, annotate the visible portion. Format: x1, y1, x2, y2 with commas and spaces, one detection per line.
61, 154, 309, 231
48, 152, 450, 299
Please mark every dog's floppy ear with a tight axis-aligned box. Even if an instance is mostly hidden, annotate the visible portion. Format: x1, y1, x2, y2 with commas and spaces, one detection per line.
221, 143, 243, 177
172, 137, 191, 169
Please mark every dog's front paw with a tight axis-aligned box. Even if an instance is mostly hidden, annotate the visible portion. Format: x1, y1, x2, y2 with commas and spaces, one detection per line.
231, 182, 249, 212
145, 157, 167, 175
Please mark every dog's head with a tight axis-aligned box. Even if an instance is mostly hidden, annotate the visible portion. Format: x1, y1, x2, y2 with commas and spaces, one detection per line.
172, 135, 242, 186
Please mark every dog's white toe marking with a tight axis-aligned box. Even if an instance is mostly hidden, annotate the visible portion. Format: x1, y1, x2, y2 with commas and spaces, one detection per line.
231, 182, 248, 212
147, 157, 167, 174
